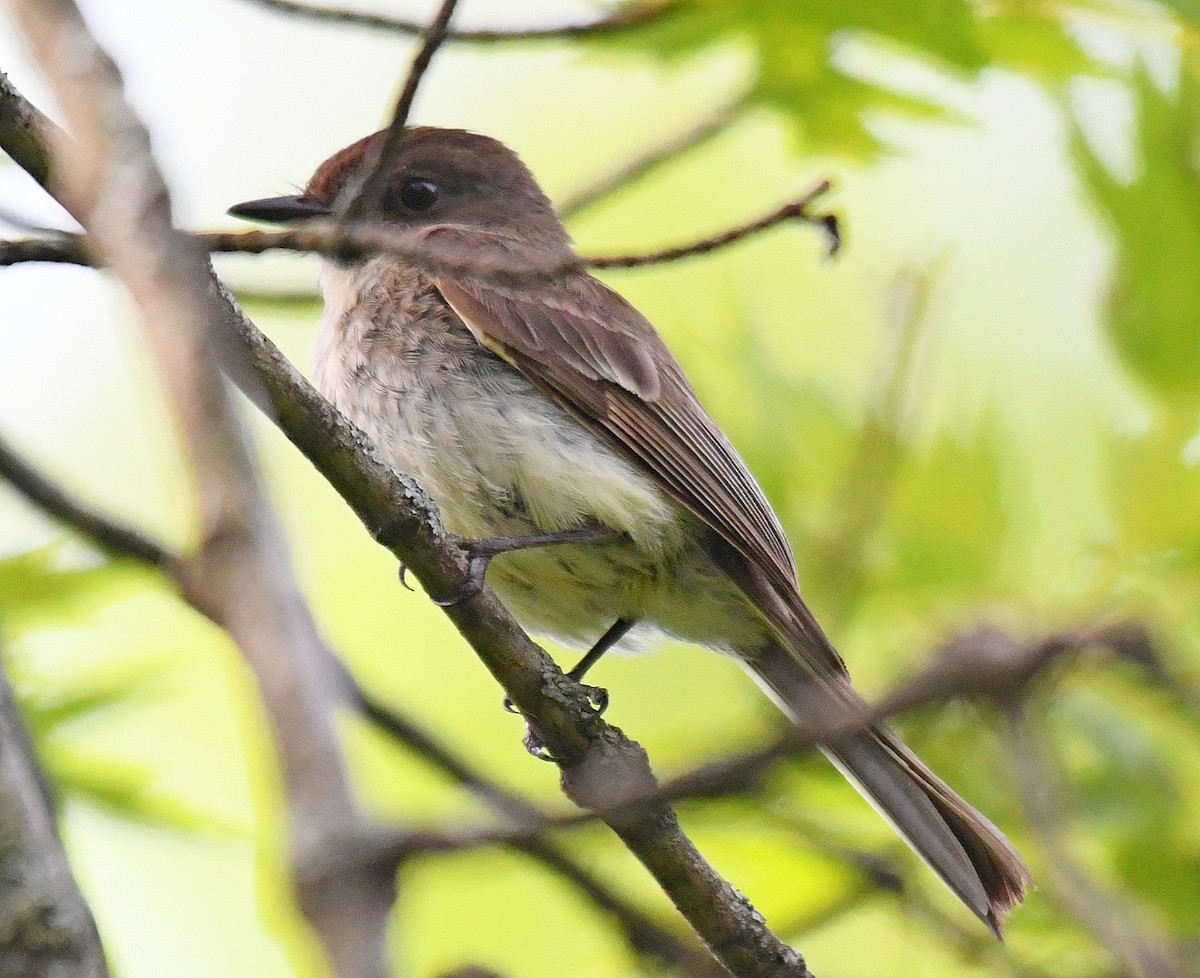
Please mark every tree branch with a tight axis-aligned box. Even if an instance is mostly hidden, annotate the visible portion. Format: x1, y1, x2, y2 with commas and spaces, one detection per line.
4, 6, 397, 977
0, 71, 813, 978
588, 184, 840, 267
0, 650, 109, 978
0, 181, 838, 276
0, 431, 170, 567
235, 0, 677, 42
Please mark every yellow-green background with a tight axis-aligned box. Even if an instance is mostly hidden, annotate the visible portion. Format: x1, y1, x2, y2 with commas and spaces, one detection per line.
1, 1, 1198, 976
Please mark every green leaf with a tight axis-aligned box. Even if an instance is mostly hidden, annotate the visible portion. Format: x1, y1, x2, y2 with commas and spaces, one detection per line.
0, 544, 151, 633
1073, 63, 1200, 405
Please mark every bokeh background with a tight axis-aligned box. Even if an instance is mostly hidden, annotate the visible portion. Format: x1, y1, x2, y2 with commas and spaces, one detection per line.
2, 1, 1199, 976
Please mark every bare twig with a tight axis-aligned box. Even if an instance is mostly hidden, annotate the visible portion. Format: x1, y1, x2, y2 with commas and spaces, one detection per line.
0, 70, 56, 187
0, 73, 813, 978
0, 650, 109, 978
6, 4, 398, 977
0, 430, 170, 567
588, 184, 840, 267
1, 183, 838, 275
557, 93, 748, 221
236, 0, 676, 42
338, 0, 460, 218
0, 234, 88, 265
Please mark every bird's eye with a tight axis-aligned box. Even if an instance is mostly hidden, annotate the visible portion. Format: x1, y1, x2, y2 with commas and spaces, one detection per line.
395, 178, 440, 212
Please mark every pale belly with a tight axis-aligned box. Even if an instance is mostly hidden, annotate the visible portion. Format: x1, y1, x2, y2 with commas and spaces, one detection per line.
314, 279, 767, 656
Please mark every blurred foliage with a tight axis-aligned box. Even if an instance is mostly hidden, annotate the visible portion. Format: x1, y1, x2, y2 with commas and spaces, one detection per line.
0, 548, 238, 834
1073, 59, 1200, 408
3, 1, 1200, 978
588, 0, 1127, 155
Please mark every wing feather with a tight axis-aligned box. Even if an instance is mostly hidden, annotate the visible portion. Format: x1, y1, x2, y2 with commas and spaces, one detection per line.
436, 264, 846, 678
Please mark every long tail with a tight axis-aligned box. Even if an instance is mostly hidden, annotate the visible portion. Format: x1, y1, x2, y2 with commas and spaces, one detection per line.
748, 643, 1030, 936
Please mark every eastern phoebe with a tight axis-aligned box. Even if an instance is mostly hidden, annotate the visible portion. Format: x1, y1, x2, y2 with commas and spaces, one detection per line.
230, 127, 1029, 934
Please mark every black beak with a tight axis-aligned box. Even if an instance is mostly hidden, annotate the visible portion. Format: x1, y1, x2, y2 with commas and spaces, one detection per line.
227, 194, 330, 224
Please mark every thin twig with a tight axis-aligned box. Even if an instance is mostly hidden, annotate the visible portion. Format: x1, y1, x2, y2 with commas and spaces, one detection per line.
557, 93, 748, 221
0, 234, 89, 264
588, 184, 840, 267
338, 0, 460, 218
0, 430, 171, 567
236, 0, 676, 42
1, 183, 837, 275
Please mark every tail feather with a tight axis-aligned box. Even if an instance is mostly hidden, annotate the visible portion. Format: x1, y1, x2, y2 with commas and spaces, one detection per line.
747, 643, 1031, 936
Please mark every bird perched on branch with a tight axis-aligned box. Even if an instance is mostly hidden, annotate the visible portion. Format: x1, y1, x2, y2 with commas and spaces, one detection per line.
230, 126, 1030, 934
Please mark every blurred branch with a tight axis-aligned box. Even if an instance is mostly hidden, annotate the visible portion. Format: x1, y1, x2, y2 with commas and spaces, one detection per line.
557, 93, 748, 221
236, 0, 677, 41
338, 667, 731, 978
1004, 706, 1186, 978
0, 234, 88, 264
6, 4, 399, 977
588, 183, 840, 267
0, 431, 171, 568
338, 0, 460, 218
0, 70, 54, 187
0, 72, 812, 978
315, 620, 1162, 858
0, 650, 109, 978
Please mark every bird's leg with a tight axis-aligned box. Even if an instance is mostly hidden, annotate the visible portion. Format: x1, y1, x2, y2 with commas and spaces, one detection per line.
511, 618, 637, 761
565, 616, 636, 707
397, 524, 620, 603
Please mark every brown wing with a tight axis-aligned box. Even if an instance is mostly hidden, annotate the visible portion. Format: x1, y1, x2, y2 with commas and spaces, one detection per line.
435, 265, 848, 678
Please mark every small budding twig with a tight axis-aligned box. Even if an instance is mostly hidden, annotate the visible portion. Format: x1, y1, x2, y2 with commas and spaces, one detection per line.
587, 184, 841, 268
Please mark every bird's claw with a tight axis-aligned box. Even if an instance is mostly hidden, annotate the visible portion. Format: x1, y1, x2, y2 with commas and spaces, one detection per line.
397, 562, 414, 591
431, 547, 491, 607
522, 722, 556, 761
579, 684, 609, 715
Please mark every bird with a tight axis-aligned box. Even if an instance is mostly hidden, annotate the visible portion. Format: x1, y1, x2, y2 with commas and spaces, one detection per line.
229, 125, 1030, 935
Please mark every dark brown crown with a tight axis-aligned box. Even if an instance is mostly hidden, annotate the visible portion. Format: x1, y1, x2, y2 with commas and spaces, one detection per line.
304, 131, 381, 204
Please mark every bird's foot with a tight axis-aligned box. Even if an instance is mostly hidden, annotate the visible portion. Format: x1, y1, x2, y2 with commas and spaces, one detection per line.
502, 682, 608, 718
521, 721, 555, 762
504, 680, 609, 762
